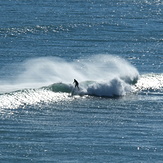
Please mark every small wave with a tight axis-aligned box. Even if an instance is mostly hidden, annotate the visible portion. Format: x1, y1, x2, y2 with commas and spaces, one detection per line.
0, 25, 71, 37
0, 23, 95, 37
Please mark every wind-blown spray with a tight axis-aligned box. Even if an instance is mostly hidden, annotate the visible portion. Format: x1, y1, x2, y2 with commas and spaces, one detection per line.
0, 54, 139, 96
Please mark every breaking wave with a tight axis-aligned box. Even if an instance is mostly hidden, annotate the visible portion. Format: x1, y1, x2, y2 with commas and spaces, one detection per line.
1, 72, 163, 109
45, 78, 134, 97
0, 54, 141, 108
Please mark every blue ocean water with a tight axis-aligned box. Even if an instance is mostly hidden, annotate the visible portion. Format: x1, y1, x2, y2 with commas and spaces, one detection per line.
0, 0, 163, 162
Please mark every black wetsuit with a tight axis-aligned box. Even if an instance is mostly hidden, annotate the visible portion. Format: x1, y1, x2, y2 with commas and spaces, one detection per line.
74, 79, 79, 90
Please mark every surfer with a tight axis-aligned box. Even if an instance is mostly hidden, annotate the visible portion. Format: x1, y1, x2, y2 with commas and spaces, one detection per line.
73, 79, 79, 90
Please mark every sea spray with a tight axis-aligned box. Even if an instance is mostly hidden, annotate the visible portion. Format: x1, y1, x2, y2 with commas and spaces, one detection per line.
0, 54, 139, 95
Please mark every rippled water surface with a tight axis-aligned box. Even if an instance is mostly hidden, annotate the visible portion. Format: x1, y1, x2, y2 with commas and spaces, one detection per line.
0, 0, 163, 162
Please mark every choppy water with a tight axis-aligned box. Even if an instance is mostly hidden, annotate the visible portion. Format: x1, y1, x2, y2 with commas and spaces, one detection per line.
0, 0, 163, 162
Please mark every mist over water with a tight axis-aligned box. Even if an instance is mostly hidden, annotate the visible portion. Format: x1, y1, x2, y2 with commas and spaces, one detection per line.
0, 54, 139, 94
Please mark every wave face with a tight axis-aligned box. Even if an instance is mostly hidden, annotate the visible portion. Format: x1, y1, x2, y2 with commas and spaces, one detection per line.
45, 78, 133, 97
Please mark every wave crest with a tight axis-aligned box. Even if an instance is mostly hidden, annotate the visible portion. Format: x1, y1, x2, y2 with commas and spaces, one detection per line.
0, 54, 139, 98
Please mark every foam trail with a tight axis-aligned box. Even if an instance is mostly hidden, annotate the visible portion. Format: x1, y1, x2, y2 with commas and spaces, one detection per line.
0, 54, 139, 96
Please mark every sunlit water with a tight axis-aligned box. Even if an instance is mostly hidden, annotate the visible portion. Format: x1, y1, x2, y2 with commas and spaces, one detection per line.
0, 0, 163, 162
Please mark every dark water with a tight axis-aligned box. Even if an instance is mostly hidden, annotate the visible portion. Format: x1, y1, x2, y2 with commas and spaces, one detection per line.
0, 0, 163, 162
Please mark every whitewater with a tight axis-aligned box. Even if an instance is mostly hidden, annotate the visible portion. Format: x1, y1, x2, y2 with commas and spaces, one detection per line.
0, 54, 141, 108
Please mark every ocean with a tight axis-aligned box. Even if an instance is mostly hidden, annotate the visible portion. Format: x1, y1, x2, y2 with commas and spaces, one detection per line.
0, 0, 163, 162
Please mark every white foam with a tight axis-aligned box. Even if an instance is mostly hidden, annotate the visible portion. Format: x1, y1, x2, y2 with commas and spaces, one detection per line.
86, 78, 131, 97
135, 73, 163, 91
